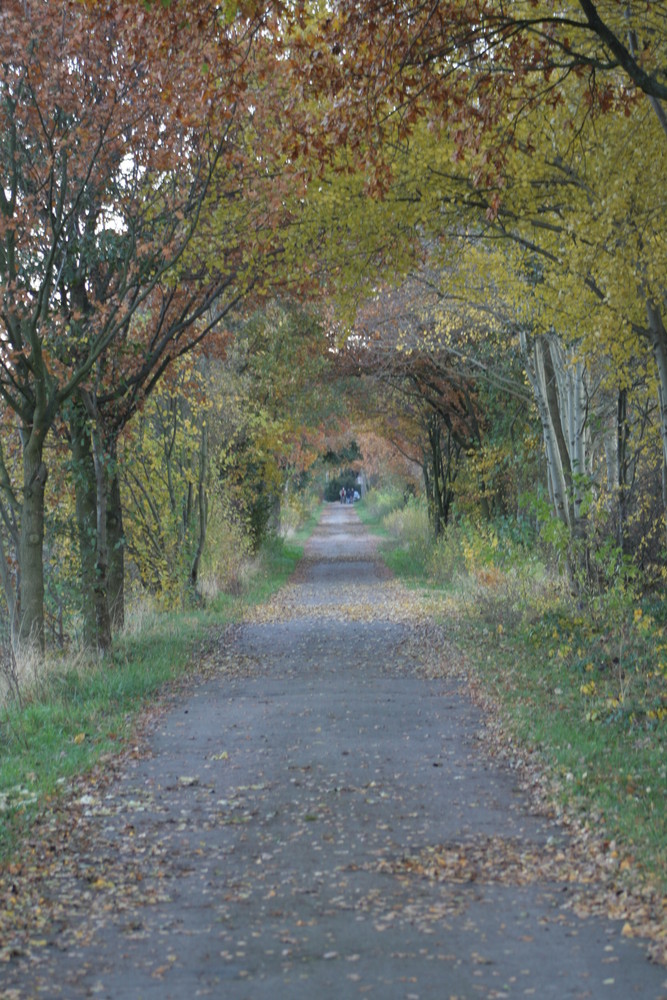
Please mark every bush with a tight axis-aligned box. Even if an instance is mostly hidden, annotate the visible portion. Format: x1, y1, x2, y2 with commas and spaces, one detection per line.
280, 489, 321, 537
382, 496, 430, 544
427, 522, 468, 585
199, 496, 253, 598
362, 487, 405, 522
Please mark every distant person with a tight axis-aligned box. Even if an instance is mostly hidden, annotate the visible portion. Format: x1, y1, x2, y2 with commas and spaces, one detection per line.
340, 487, 345, 504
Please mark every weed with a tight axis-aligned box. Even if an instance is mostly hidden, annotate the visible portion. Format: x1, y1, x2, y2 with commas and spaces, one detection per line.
358, 487, 406, 524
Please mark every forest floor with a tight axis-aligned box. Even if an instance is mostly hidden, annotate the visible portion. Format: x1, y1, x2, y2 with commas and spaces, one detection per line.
1, 504, 665, 999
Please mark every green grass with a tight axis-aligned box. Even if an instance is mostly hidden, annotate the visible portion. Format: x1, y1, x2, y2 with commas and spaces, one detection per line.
383, 545, 430, 580
361, 498, 666, 893
356, 497, 389, 536
0, 524, 317, 861
464, 615, 666, 887
291, 502, 324, 544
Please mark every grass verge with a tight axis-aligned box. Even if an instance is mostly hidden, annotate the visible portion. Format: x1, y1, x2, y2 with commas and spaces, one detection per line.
359, 498, 666, 896
0, 519, 318, 861
459, 605, 666, 889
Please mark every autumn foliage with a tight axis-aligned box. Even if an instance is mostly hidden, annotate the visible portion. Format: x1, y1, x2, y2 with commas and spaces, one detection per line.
0, 0, 295, 653
0, 0, 666, 662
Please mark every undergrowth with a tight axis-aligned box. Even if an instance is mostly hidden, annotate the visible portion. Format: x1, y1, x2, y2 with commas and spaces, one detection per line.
360, 491, 667, 892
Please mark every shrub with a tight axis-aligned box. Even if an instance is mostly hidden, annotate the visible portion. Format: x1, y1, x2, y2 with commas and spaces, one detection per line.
362, 487, 405, 522
199, 496, 253, 598
280, 489, 320, 537
427, 521, 468, 585
382, 496, 430, 545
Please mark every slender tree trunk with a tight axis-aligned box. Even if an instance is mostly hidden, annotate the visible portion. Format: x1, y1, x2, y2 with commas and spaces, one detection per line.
541, 338, 575, 526
18, 431, 47, 653
570, 358, 589, 529
521, 331, 596, 586
184, 481, 194, 536
77, 391, 114, 653
0, 447, 22, 653
106, 461, 125, 631
646, 299, 667, 546
69, 401, 98, 648
616, 388, 630, 555
422, 455, 436, 537
89, 421, 112, 652
0, 531, 20, 654
441, 429, 461, 528
190, 422, 209, 590
521, 332, 571, 529
428, 419, 443, 538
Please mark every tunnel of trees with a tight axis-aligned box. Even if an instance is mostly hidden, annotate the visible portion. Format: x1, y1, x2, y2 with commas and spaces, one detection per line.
0, 0, 665, 662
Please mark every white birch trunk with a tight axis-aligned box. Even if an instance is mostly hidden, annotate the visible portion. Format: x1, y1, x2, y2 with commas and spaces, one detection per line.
521, 329, 594, 538
520, 330, 571, 528
549, 337, 589, 531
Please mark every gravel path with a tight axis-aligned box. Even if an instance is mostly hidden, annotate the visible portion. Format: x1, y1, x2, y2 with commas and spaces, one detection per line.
2, 504, 665, 999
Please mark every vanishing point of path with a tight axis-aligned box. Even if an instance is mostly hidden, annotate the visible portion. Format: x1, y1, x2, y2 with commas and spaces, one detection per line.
2, 505, 666, 999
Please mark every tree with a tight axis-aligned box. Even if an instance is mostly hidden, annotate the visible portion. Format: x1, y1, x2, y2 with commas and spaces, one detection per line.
333, 274, 496, 535
280, 2, 667, 568
211, 303, 333, 546
284, 1, 667, 176
120, 355, 215, 604
0, 0, 278, 651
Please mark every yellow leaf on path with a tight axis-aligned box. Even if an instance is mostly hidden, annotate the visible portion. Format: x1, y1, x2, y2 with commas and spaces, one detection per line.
91, 878, 113, 890
621, 922, 634, 937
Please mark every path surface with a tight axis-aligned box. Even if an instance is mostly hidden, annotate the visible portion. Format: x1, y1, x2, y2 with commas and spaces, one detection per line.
2, 505, 666, 999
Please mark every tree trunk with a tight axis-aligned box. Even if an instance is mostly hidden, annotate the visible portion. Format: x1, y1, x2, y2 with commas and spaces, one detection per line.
106, 463, 125, 631
540, 337, 576, 526
89, 420, 113, 652
69, 401, 98, 648
0, 447, 22, 653
521, 331, 572, 529
0, 532, 20, 654
428, 419, 443, 538
76, 391, 114, 653
520, 330, 598, 586
422, 456, 436, 536
616, 388, 630, 555
190, 422, 209, 590
646, 299, 667, 546
18, 431, 47, 653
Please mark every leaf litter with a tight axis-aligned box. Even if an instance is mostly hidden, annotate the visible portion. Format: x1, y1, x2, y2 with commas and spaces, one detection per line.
0, 529, 665, 985
243, 566, 666, 965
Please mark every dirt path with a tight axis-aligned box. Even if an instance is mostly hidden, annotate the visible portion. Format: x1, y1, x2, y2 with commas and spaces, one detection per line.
2, 505, 665, 999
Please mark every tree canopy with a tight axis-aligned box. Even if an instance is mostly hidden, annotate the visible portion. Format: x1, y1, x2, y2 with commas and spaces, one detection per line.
0, 0, 665, 655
